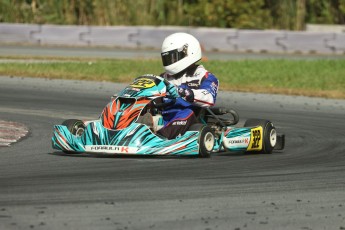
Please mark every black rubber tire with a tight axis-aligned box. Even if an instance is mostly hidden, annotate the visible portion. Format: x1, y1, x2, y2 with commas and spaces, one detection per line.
198, 125, 215, 158
62, 119, 85, 136
244, 119, 276, 154
61, 119, 85, 154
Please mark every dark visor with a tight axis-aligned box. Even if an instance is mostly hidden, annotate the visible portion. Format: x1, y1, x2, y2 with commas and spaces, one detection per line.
161, 48, 187, 66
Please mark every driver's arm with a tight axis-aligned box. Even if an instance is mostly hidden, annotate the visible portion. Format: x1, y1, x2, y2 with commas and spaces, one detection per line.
192, 73, 219, 107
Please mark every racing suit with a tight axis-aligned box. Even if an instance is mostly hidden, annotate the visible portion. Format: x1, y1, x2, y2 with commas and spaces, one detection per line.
157, 64, 219, 139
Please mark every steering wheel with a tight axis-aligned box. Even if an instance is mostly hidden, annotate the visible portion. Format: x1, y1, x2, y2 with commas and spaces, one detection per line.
152, 98, 176, 109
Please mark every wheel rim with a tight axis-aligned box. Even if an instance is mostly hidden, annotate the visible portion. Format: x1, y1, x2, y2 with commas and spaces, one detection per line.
204, 132, 215, 151
75, 126, 85, 136
269, 128, 277, 147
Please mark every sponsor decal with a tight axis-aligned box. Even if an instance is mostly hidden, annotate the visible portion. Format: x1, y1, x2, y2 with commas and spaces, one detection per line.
228, 139, 249, 144
223, 136, 250, 149
211, 82, 218, 93
179, 44, 188, 54
85, 145, 138, 154
187, 81, 200, 88
188, 83, 199, 87
194, 71, 202, 78
247, 127, 263, 151
172, 120, 187, 126
201, 90, 210, 95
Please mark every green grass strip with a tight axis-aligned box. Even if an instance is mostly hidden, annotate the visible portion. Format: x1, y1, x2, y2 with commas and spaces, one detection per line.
1, 58, 344, 98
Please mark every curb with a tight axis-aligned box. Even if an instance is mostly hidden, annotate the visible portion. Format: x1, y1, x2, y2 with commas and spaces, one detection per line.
0, 120, 29, 147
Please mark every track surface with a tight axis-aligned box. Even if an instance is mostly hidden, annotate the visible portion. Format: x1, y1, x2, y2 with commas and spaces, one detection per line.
0, 76, 345, 230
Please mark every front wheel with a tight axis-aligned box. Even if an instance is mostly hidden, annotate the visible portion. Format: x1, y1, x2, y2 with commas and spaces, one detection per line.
61, 119, 85, 154
62, 119, 85, 136
198, 126, 215, 158
244, 119, 277, 154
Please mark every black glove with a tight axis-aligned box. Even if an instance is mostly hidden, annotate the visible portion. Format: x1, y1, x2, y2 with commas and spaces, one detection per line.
178, 87, 194, 103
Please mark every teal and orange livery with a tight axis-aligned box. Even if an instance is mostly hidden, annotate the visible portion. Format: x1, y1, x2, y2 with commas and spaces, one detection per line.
102, 97, 151, 130
53, 121, 199, 155
52, 74, 285, 157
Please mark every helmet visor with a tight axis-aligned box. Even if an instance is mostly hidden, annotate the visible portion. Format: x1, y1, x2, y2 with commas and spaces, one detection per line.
161, 47, 187, 67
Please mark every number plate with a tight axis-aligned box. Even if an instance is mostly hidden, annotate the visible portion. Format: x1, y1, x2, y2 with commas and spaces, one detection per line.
130, 78, 155, 89
247, 127, 263, 151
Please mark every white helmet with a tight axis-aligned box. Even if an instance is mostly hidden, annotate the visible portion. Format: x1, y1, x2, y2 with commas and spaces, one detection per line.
161, 32, 202, 75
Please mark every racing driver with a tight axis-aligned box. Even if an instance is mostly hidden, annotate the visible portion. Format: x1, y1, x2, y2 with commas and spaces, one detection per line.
157, 32, 219, 139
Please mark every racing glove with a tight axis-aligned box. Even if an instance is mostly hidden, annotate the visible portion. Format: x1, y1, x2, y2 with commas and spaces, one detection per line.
178, 87, 194, 103
163, 79, 180, 99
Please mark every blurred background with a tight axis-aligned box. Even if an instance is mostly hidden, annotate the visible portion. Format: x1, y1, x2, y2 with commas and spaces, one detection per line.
0, 0, 344, 30
1, 0, 344, 98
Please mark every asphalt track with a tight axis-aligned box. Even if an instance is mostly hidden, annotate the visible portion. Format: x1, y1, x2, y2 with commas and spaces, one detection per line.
0, 75, 345, 230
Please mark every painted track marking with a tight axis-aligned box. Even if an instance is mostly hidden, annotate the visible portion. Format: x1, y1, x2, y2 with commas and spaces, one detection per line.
0, 120, 29, 147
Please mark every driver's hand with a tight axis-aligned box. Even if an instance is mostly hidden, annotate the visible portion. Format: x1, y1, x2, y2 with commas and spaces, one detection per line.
165, 81, 180, 98
178, 87, 194, 102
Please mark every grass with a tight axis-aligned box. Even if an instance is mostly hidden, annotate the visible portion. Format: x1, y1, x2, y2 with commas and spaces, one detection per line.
207, 59, 345, 98
1, 57, 345, 99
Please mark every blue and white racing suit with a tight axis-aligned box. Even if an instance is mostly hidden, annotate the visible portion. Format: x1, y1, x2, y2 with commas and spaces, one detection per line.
158, 64, 219, 139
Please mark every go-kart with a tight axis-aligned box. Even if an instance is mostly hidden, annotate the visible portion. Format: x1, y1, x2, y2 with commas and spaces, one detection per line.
52, 74, 285, 157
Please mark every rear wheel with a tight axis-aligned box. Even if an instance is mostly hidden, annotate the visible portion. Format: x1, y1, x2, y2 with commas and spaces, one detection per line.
198, 126, 215, 158
244, 119, 276, 154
